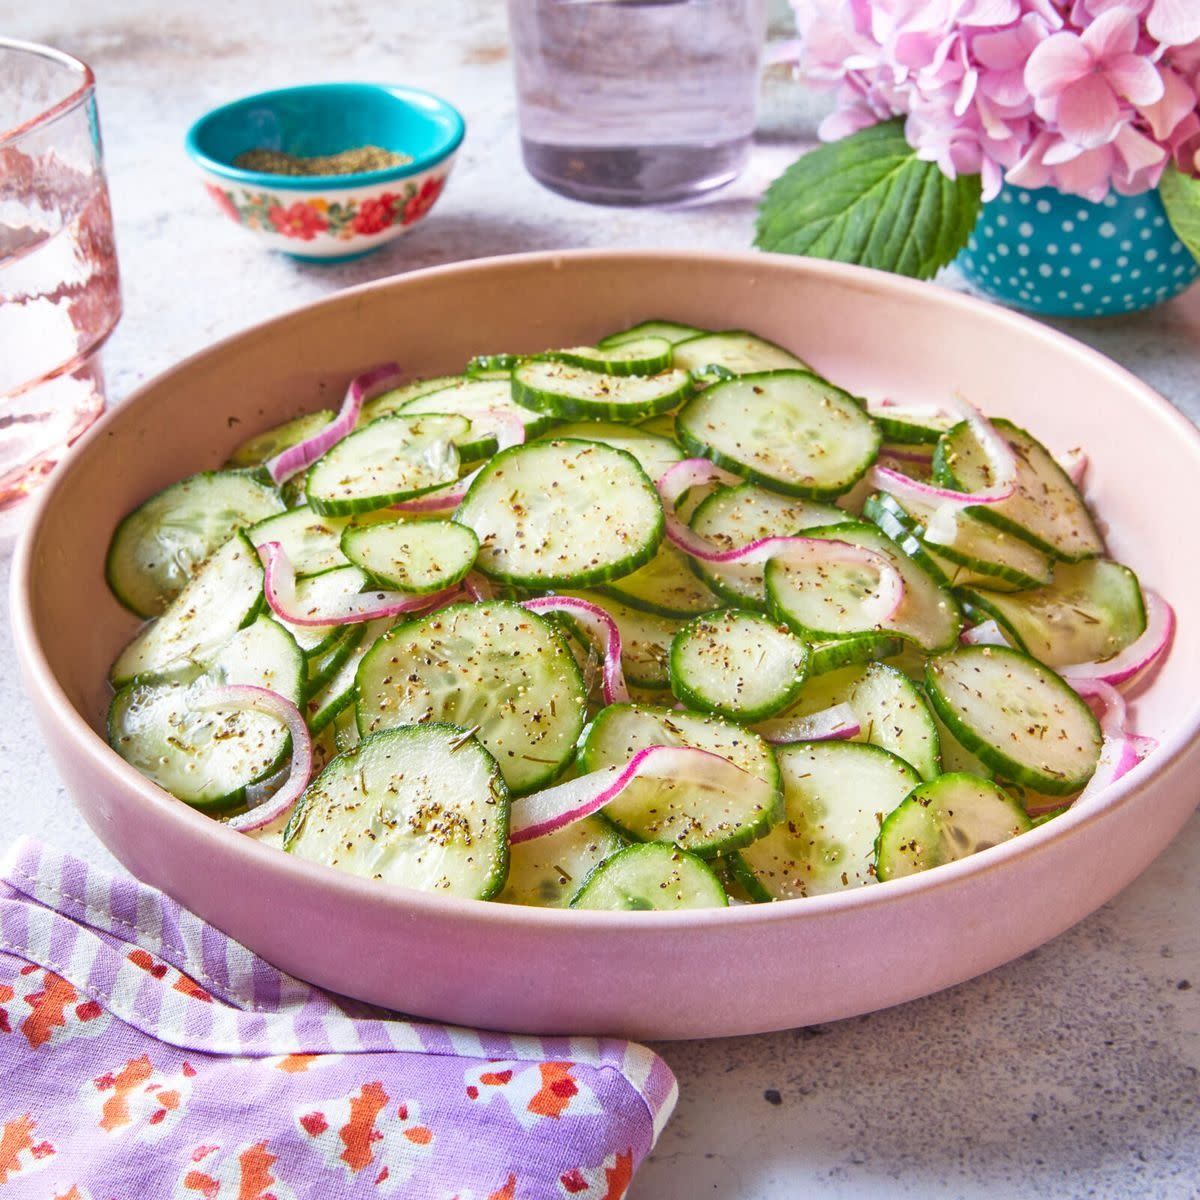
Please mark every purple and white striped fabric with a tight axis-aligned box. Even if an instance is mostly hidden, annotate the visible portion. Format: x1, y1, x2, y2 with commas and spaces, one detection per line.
0, 838, 676, 1198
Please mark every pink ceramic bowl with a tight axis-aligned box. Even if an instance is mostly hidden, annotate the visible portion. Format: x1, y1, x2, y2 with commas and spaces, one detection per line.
12, 251, 1200, 1039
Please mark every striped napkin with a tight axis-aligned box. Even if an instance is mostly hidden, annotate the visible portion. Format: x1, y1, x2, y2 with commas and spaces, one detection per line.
0, 838, 675, 1199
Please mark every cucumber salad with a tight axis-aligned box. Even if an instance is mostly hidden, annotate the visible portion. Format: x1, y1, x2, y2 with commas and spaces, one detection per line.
104, 320, 1174, 911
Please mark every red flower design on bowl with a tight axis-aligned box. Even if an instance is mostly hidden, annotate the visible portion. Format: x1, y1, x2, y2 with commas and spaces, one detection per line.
402, 176, 445, 226
267, 201, 328, 241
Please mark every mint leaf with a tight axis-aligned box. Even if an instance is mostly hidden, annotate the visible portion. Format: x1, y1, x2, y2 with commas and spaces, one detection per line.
755, 119, 982, 280
1158, 164, 1200, 265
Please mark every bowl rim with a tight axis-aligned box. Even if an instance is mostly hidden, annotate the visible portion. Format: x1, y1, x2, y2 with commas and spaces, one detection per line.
12, 248, 1200, 934
184, 81, 466, 191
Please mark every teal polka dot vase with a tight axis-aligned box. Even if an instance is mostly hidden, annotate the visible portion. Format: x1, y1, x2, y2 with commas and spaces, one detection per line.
957, 185, 1198, 317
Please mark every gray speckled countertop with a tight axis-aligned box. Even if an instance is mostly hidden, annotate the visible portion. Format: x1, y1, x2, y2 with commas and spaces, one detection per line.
4, 3, 1200, 1196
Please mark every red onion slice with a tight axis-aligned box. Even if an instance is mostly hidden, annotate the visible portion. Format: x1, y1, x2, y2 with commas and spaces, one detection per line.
194, 685, 312, 832
509, 744, 754, 844
463, 572, 494, 603
756, 701, 861, 745
1058, 591, 1174, 686
257, 541, 455, 626
391, 410, 527, 514
265, 362, 404, 486
656, 460, 905, 623
961, 620, 1010, 647
521, 595, 629, 705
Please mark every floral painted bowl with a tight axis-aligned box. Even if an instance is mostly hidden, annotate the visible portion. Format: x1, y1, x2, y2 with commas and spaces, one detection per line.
958, 185, 1199, 318
185, 83, 465, 262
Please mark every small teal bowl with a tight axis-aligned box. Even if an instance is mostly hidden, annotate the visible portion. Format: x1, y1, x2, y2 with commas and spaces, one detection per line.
185, 82, 465, 263
958, 185, 1198, 317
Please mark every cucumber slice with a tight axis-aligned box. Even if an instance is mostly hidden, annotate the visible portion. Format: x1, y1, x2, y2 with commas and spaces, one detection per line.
688, 483, 843, 609
671, 331, 809, 376
960, 559, 1146, 668
306, 414, 465, 516
735, 742, 921, 900
283, 724, 510, 899
752, 663, 867, 740
925, 646, 1102, 794
110, 533, 264, 686
512, 360, 693, 421
465, 353, 518, 377
226, 411, 336, 469
498, 814, 625, 908
247, 505, 353, 576
340, 518, 478, 594
545, 336, 673, 376
275, 565, 370, 657
570, 843, 728, 910
598, 539, 722, 618
765, 522, 961, 653
864, 404, 956, 445
108, 617, 304, 812
306, 618, 389, 732
579, 703, 782, 856
669, 610, 810, 722
356, 601, 587, 794
849, 663, 940, 781
809, 633, 905, 675
545, 421, 682, 483
454, 440, 663, 589
677, 372, 879, 499
303, 624, 365, 703
598, 319, 707, 348
106, 471, 283, 618
874, 773, 1032, 882
863, 492, 1055, 592
555, 589, 681, 689
400, 378, 553, 441
359, 375, 463, 423
332, 704, 360, 753
933, 419, 1103, 562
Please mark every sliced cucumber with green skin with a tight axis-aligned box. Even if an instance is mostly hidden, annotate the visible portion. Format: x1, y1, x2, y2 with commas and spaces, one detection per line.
498, 814, 626, 908
688, 483, 843, 609
108, 617, 304, 812
332, 704, 360, 753
677, 372, 880, 499
598, 539, 722, 618
765, 522, 961, 653
849, 663, 940, 781
465, 353, 518, 377
809, 633, 905, 675
274, 566, 370, 657
247, 506, 353, 576
360, 375, 464, 423
555, 589, 681, 689
303, 623, 365, 704
925, 645, 1102, 795
669, 610, 810, 722
306, 414, 465, 516
283, 723, 510, 900
110, 533, 264, 686
874, 772, 1032, 882
671, 331, 809, 377
569, 843, 728, 910
579, 703, 782, 856
960, 559, 1146, 668
544, 336, 673, 377
933, 418, 1103, 562
734, 741, 921, 900
863, 492, 1055, 592
544, 421, 682, 483
400, 378, 554, 443
454, 440, 663, 589
512, 360, 693, 421
865, 404, 957, 445
356, 601, 586, 794
306, 618, 388, 732
340, 518, 478, 594
227, 411, 337, 468
106, 471, 283, 618
598, 319, 706, 348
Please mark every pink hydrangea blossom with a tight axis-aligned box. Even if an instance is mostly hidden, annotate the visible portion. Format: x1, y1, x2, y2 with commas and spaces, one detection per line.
790, 0, 1200, 200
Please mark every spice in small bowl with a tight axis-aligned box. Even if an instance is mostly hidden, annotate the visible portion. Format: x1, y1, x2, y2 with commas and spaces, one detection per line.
232, 145, 412, 176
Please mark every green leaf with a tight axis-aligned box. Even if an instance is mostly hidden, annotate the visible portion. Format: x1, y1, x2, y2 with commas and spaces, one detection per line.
754, 119, 983, 280
1158, 165, 1200, 265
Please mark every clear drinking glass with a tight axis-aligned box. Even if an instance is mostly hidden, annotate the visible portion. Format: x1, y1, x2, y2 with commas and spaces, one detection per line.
0, 39, 120, 511
507, 0, 767, 206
